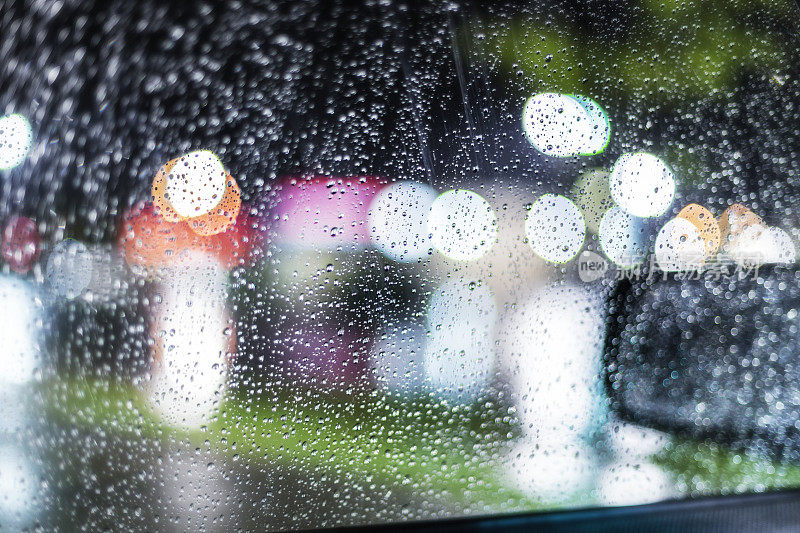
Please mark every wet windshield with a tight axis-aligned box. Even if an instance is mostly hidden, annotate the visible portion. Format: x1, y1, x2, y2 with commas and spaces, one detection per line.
2, 0, 800, 529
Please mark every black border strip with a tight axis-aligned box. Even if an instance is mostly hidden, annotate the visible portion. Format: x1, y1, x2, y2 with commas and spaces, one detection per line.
312, 489, 800, 532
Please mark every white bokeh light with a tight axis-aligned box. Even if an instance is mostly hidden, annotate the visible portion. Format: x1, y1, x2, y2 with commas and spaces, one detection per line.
571, 95, 611, 155
768, 227, 796, 264
727, 224, 796, 266
165, 150, 228, 218
503, 283, 606, 502
148, 252, 230, 428
610, 152, 675, 218
424, 279, 496, 404
0, 276, 40, 385
525, 194, 586, 264
0, 114, 32, 170
368, 181, 437, 262
504, 284, 607, 443
427, 189, 497, 261
524, 93, 582, 157
727, 224, 775, 266
654, 217, 706, 271
599, 207, 648, 267
523, 93, 610, 157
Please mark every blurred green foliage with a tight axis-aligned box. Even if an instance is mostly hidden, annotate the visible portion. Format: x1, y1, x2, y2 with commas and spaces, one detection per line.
473, 0, 796, 105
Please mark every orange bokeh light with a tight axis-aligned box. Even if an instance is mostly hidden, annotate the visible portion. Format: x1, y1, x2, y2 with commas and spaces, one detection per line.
151, 156, 242, 236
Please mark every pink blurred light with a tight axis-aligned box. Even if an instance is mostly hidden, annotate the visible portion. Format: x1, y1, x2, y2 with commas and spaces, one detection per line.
272, 176, 386, 249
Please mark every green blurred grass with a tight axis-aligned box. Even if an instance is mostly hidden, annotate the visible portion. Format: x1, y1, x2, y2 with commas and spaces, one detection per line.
656, 439, 800, 495
41, 377, 538, 512
41, 377, 800, 513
